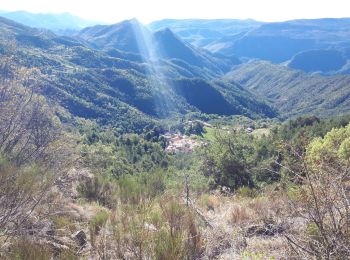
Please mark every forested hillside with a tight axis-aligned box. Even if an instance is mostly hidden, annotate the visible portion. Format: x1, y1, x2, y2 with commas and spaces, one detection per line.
0, 16, 276, 133
287, 49, 348, 73
226, 61, 350, 118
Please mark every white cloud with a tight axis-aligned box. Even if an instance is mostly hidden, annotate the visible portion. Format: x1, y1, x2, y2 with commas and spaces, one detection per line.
0, 0, 349, 23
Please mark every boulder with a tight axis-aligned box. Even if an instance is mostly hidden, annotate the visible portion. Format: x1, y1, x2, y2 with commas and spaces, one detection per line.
73, 230, 87, 247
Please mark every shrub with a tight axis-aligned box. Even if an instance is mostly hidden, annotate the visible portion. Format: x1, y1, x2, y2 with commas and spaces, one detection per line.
89, 209, 109, 249
117, 175, 146, 204
241, 251, 274, 260
101, 194, 202, 259
0, 158, 55, 238
78, 175, 118, 208
154, 228, 185, 260
10, 240, 52, 260
237, 186, 258, 198
52, 215, 76, 234
0, 69, 75, 248
285, 124, 350, 258
202, 130, 255, 190
90, 210, 109, 235
158, 195, 203, 259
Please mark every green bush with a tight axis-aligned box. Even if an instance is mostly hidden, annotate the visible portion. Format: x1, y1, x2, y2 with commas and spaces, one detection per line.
11, 240, 52, 260
154, 228, 185, 260
78, 175, 118, 208
89, 210, 109, 235
237, 186, 258, 198
306, 222, 322, 241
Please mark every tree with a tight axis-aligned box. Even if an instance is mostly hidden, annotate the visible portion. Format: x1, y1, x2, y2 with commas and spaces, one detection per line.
202, 130, 254, 190
0, 61, 75, 242
285, 123, 350, 259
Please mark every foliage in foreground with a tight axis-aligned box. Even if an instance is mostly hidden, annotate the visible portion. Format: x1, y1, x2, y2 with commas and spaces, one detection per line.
0, 65, 76, 259
285, 123, 350, 259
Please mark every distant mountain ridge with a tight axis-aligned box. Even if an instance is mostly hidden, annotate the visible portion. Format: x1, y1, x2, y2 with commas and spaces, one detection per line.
206, 18, 350, 75
150, 18, 350, 75
0, 11, 100, 34
208, 18, 350, 58
4, 12, 350, 75
76, 19, 240, 75
148, 19, 263, 47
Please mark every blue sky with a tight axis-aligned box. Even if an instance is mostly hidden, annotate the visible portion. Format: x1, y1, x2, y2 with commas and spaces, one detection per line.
0, 0, 349, 23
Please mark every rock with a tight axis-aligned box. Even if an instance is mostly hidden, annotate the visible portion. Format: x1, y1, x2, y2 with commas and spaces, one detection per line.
204, 229, 233, 259
55, 168, 93, 199
144, 223, 157, 232
246, 222, 287, 237
207, 204, 215, 212
73, 230, 87, 247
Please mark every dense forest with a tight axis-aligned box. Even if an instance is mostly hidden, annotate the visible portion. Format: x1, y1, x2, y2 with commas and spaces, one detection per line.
0, 12, 349, 260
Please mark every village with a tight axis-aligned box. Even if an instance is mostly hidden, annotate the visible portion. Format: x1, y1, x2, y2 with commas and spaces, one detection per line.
163, 133, 202, 153
161, 120, 259, 153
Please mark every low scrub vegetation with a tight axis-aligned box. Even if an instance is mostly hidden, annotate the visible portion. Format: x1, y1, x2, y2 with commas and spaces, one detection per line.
0, 69, 349, 260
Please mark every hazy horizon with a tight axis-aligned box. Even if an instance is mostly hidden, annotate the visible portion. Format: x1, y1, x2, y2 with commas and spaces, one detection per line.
0, 0, 349, 24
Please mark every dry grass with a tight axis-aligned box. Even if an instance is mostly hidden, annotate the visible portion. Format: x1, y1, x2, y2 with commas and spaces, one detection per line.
193, 190, 290, 259
243, 236, 289, 259
230, 205, 252, 225
199, 193, 221, 212
205, 193, 285, 229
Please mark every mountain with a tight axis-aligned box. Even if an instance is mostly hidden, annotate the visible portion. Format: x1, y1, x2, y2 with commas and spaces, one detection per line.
77, 19, 151, 54
287, 49, 348, 73
148, 19, 262, 47
149, 18, 350, 75
226, 61, 350, 118
211, 18, 350, 60
3, 15, 349, 130
0, 16, 275, 132
77, 19, 240, 74
0, 11, 99, 34
152, 28, 239, 74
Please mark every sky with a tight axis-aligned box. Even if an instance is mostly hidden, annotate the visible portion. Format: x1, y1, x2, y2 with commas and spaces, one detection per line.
0, 0, 349, 24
